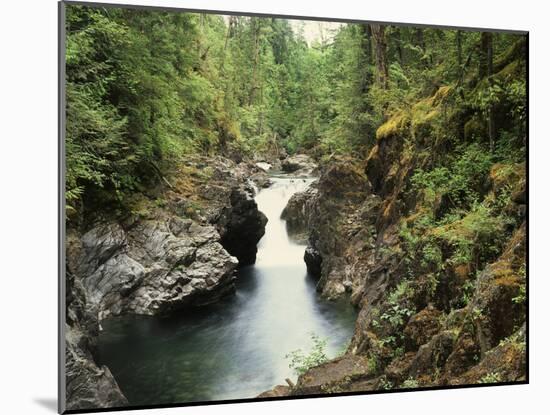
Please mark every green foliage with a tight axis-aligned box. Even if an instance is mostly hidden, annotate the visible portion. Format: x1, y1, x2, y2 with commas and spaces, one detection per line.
380, 376, 394, 390
477, 372, 502, 384
401, 377, 420, 389
65, 4, 527, 233
411, 143, 495, 209
513, 264, 526, 305
285, 333, 329, 376
367, 354, 380, 374
461, 278, 476, 306
498, 331, 526, 352
379, 281, 415, 353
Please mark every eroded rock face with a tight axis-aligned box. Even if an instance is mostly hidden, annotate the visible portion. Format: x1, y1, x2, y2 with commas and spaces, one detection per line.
69, 218, 239, 320
449, 324, 526, 385
281, 187, 317, 243
256, 385, 292, 398
65, 271, 128, 411
304, 246, 322, 278
403, 306, 443, 352
292, 355, 374, 396
280, 159, 378, 299
283, 222, 526, 394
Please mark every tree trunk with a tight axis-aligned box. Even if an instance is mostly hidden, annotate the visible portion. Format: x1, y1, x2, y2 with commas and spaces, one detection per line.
370, 24, 389, 89
392, 28, 404, 66
220, 16, 236, 71
487, 32, 495, 152
249, 19, 261, 106
363, 24, 373, 66
480, 32, 496, 151
456, 30, 463, 83
479, 32, 491, 78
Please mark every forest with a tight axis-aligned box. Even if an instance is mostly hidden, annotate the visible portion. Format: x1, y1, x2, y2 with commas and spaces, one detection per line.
65, 6, 525, 217
64, 3, 527, 411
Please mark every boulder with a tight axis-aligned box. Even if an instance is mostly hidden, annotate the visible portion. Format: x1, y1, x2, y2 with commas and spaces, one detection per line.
281, 187, 317, 242
216, 187, 268, 265
281, 154, 317, 175
255, 161, 272, 172
69, 218, 239, 319
304, 246, 322, 278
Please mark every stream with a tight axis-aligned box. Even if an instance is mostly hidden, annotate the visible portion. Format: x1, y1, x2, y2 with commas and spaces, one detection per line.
97, 175, 357, 405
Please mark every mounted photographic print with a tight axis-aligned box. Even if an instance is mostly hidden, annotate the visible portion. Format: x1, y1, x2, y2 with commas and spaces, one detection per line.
59, 1, 528, 413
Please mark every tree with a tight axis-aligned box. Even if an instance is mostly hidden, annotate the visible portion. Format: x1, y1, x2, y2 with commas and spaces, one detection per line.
370, 24, 389, 89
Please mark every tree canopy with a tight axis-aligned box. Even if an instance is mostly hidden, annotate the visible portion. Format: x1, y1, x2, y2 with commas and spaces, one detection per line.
65, 5, 526, 219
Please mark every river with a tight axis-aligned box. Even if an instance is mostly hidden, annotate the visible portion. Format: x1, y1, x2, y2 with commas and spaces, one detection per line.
97, 175, 357, 405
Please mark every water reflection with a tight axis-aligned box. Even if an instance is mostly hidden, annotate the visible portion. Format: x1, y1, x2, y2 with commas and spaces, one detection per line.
97, 176, 357, 405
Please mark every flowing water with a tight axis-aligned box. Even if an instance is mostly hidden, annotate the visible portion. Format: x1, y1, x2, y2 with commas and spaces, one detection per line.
97, 175, 357, 405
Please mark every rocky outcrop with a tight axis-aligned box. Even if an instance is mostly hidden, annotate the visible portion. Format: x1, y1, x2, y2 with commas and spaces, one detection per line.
279, 158, 381, 299
65, 271, 128, 410
256, 385, 292, 398
292, 355, 374, 395
281, 154, 317, 176
216, 187, 268, 265
281, 187, 317, 243
282, 221, 525, 394
176, 157, 269, 264
403, 306, 443, 352
304, 246, 322, 277
67, 219, 238, 320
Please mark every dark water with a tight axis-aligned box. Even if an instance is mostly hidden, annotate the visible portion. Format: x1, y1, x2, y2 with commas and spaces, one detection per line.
97, 176, 357, 405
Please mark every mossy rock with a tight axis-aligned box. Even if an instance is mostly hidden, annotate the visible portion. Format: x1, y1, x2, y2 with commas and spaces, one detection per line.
489, 162, 525, 194
376, 111, 410, 141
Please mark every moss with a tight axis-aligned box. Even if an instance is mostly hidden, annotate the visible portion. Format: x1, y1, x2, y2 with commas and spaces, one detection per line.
495, 60, 521, 81
431, 205, 502, 243
489, 162, 525, 192
493, 38, 526, 73
408, 85, 454, 140
128, 194, 154, 219
493, 274, 521, 287
376, 111, 410, 141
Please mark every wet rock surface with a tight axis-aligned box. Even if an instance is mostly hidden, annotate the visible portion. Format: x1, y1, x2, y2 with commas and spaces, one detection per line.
216, 187, 268, 265
65, 271, 128, 410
